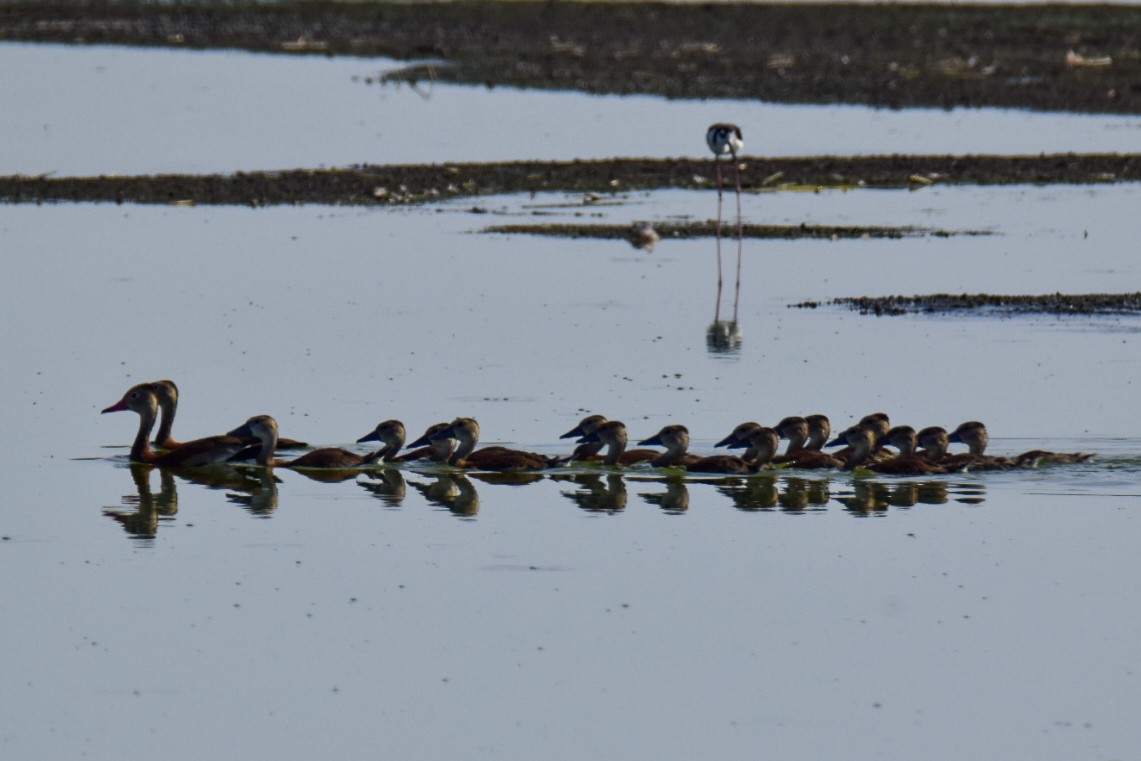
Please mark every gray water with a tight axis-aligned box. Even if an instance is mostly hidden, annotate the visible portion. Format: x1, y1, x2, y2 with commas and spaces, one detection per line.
2, 42, 1140, 761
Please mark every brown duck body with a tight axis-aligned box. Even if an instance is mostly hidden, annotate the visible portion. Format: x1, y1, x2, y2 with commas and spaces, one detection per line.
948, 421, 1093, 467
432, 418, 564, 472
227, 415, 384, 469
836, 425, 954, 475
102, 384, 247, 467
773, 416, 845, 469
576, 420, 661, 466
639, 424, 757, 473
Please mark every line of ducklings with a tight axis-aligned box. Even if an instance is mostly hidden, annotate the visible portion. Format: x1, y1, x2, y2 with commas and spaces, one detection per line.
103, 382, 1093, 476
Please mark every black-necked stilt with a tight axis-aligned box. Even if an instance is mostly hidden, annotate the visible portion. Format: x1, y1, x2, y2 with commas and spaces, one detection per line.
706, 123, 744, 321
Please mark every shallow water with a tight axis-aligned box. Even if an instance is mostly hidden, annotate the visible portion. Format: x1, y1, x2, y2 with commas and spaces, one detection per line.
2, 43, 1139, 176
3, 41, 1141, 761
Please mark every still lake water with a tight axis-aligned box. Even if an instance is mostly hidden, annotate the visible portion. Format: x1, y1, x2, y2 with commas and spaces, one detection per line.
2, 43, 1141, 760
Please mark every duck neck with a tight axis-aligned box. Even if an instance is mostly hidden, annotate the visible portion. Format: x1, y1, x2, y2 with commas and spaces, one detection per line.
652, 440, 687, 468
784, 427, 808, 454
130, 404, 158, 464
154, 397, 177, 448
256, 429, 279, 466
602, 437, 627, 466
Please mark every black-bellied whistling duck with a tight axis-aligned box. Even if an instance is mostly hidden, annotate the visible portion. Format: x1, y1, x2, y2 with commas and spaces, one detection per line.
102, 383, 249, 467
149, 379, 308, 451
576, 420, 662, 467
948, 420, 1093, 467
399, 422, 458, 464
355, 419, 406, 463
714, 421, 762, 449
430, 417, 564, 472
561, 414, 610, 462
637, 424, 755, 473
226, 415, 384, 469
773, 416, 845, 468
916, 426, 1006, 471
833, 425, 952, 475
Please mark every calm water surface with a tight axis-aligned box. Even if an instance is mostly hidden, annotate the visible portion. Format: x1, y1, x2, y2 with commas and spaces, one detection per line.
2, 41, 1141, 761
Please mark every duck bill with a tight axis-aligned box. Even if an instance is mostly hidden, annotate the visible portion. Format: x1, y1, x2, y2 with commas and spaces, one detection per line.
637, 434, 664, 447
428, 426, 456, 442
560, 425, 585, 440
101, 398, 129, 414
824, 436, 844, 448
357, 430, 380, 444
577, 431, 600, 444
713, 434, 737, 448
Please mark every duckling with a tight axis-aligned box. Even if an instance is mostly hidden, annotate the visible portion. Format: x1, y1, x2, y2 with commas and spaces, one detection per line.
826, 413, 893, 465
150, 379, 308, 451
917, 425, 1010, 471
576, 420, 661, 466
102, 383, 247, 467
949, 420, 1093, 467
805, 414, 832, 451
560, 414, 610, 462
638, 424, 754, 473
399, 422, 458, 463
354, 419, 406, 463
875, 425, 959, 474
741, 426, 781, 468
226, 415, 384, 469
833, 425, 952, 475
713, 421, 762, 449
430, 417, 564, 471
773, 416, 845, 468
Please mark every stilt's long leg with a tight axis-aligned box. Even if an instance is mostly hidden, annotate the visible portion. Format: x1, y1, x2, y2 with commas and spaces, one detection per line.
714, 157, 725, 322
733, 156, 744, 322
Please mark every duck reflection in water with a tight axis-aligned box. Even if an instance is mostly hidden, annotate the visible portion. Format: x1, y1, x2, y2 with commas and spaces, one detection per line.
408, 473, 480, 518
356, 469, 407, 508
223, 468, 280, 516
103, 463, 179, 542
834, 480, 964, 515
559, 473, 628, 514
638, 477, 689, 514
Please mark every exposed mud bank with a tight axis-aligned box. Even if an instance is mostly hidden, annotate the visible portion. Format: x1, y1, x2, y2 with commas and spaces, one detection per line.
2, 154, 1136, 207
793, 292, 1141, 316
482, 221, 989, 243
2, 2, 1140, 113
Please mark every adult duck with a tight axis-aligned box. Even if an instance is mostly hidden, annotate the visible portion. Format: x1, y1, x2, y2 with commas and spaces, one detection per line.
560, 414, 611, 462
355, 419, 407, 463
150, 379, 308, 451
832, 425, 952, 475
102, 383, 247, 467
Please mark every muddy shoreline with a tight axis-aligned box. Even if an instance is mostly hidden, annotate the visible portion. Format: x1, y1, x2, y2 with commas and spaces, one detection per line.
3, 154, 1136, 207
483, 221, 988, 242
794, 292, 1141, 316
3, 2, 1140, 114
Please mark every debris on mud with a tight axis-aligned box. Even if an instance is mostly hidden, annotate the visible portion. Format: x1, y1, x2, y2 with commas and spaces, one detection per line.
793, 293, 1141, 316
1, 155, 1136, 207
